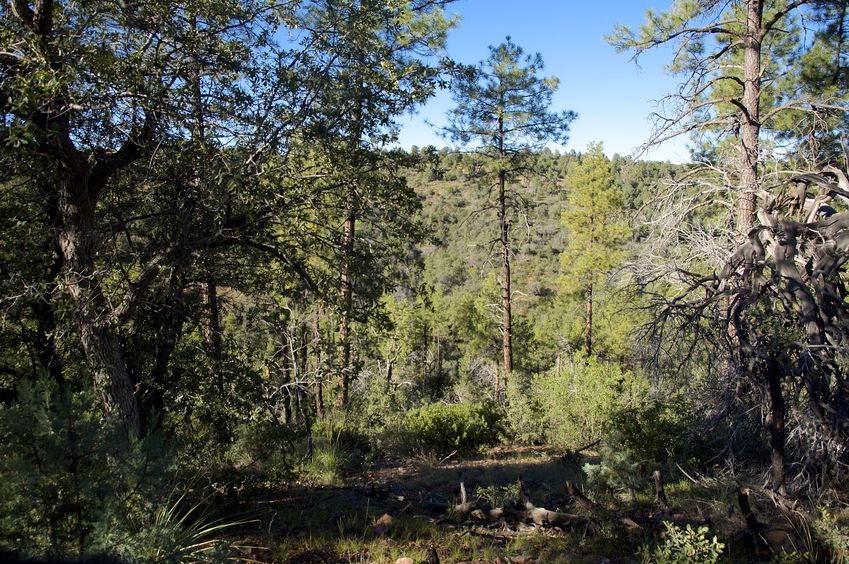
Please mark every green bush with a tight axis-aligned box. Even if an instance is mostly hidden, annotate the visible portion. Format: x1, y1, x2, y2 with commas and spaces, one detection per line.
532, 355, 647, 448
347, 376, 408, 456
403, 401, 504, 456
583, 430, 645, 497
639, 521, 725, 564
227, 418, 299, 481
611, 397, 693, 465
0, 377, 242, 561
813, 507, 849, 563
504, 377, 545, 445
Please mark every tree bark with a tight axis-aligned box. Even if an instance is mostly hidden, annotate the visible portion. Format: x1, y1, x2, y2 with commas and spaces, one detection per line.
337, 185, 355, 408
201, 265, 223, 394
313, 308, 325, 419
336, 96, 363, 409
58, 173, 141, 435
737, 0, 763, 237
765, 360, 787, 495
498, 115, 513, 381
585, 283, 593, 357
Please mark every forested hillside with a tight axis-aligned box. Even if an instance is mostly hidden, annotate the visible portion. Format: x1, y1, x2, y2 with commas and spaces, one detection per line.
2, 0, 849, 562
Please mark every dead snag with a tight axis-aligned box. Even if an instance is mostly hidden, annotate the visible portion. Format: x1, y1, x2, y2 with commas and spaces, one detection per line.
653, 470, 671, 513
517, 476, 533, 510
737, 487, 762, 535
453, 477, 473, 515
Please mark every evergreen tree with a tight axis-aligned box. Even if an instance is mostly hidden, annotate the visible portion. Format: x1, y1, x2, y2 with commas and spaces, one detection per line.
444, 38, 575, 385
560, 143, 632, 357
609, 0, 849, 236
298, 0, 454, 408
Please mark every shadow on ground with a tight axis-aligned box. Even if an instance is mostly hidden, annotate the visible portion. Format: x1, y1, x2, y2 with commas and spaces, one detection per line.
244, 447, 611, 563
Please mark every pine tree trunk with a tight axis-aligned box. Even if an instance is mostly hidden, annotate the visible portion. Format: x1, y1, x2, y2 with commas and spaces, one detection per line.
315, 378, 324, 420
202, 265, 223, 394
585, 283, 593, 357
313, 308, 325, 419
337, 98, 363, 410
337, 188, 355, 408
737, 0, 763, 237
498, 119, 513, 381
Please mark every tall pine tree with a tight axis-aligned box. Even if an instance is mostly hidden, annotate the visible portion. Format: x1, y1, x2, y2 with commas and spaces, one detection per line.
560, 143, 631, 357
445, 38, 575, 385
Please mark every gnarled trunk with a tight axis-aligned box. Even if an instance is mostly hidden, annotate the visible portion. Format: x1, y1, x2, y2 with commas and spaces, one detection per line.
765, 360, 787, 495
58, 171, 140, 436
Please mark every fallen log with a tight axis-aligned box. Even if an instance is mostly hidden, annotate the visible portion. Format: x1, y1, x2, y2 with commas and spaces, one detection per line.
566, 481, 641, 530
563, 439, 601, 463
452, 477, 590, 531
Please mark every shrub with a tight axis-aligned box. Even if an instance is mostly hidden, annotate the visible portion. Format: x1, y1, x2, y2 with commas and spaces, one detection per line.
504, 377, 545, 445
347, 375, 408, 456
403, 401, 504, 457
227, 418, 298, 481
0, 377, 243, 561
583, 431, 645, 497
0, 378, 164, 557
611, 397, 694, 465
813, 507, 849, 563
639, 521, 724, 564
532, 355, 647, 448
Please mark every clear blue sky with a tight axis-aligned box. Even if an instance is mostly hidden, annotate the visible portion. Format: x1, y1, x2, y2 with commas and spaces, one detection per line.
396, 0, 691, 163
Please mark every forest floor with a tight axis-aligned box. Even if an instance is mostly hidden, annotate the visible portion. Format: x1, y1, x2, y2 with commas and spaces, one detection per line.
229, 446, 792, 563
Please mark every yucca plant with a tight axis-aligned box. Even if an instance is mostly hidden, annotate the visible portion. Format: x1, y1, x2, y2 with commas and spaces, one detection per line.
99, 484, 260, 563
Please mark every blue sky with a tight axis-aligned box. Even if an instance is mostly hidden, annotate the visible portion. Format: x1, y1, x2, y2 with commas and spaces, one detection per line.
396, 0, 692, 163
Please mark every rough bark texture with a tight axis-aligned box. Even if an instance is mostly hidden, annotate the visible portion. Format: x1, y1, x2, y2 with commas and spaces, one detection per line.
337, 186, 355, 408
497, 122, 513, 381
737, 0, 763, 236
766, 361, 787, 495
313, 309, 325, 419
58, 173, 141, 435
585, 283, 593, 357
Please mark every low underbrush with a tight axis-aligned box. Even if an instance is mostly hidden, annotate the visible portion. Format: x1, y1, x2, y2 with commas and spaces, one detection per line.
256, 446, 849, 564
